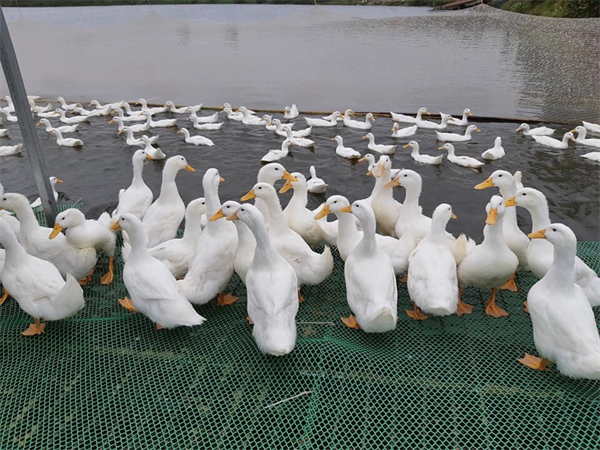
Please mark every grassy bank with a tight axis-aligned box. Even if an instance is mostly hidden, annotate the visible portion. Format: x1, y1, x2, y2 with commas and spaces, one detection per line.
489, 0, 599, 18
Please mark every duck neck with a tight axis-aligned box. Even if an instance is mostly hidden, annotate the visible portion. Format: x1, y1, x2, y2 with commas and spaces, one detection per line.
131, 158, 145, 188
233, 220, 254, 250
372, 167, 392, 200
248, 219, 278, 267
204, 184, 221, 218
545, 241, 576, 288
525, 201, 551, 233
182, 129, 190, 138
289, 185, 307, 209
2, 230, 29, 265
416, 110, 423, 121
482, 215, 507, 247
465, 129, 473, 137
411, 146, 420, 156
336, 211, 361, 242
462, 111, 468, 122
182, 214, 203, 243
15, 204, 41, 235
157, 166, 180, 204
368, 135, 376, 145
498, 184, 518, 225
263, 195, 288, 233
402, 183, 421, 215
429, 216, 448, 243
356, 213, 377, 252
129, 227, 150, 258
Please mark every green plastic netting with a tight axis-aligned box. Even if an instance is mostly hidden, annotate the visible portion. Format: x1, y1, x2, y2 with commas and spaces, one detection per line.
1, 204, 599, 449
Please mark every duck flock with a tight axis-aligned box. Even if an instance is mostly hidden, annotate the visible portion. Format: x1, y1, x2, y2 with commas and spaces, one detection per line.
0, 96, 599, 381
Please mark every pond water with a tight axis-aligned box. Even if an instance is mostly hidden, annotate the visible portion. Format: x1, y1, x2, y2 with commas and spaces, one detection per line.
0, 5, 598, 241
1, 4, 599, 122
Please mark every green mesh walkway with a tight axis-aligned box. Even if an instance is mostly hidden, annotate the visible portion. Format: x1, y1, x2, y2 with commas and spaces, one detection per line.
1, 206, 599, 449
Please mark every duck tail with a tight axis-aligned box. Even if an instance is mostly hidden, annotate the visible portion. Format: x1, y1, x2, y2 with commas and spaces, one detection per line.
575, 275, 600, 307
451, 233, 475, 264
48, 274, 85, 320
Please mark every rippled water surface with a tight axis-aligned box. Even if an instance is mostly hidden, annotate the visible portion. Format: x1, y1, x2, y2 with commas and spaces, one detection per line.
0, 112, 598, 241
0, 5, 598, 241
1, 5, 599, 122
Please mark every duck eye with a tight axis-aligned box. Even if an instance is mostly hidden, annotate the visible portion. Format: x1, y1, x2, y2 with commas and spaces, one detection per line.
523, 193, 527, 196
333, 201, 337, 204
498, 174, 502, 177
275, 168, 279, 171
258, 187, 262, 190
552, 228, 556, 232
404, 174, 408, 177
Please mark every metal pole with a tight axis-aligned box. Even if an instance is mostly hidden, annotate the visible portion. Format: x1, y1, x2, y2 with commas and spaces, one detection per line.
0, 6, 57, 224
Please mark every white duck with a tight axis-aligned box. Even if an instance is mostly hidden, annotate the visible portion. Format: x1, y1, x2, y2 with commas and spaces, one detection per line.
1, 110, 18, 122
362, 133, 396, 155
71, 106, 106, 117
306, 165, 327, 194
304, 111, 341, 127
343, 110, 375, 130
390, 107, 429, 124
120, 128, 145, 147
261, 139, 294, 162
188, 104, 203, 114
571, 126, 600, 148
31, 176, 62, 208
37, 118, 78, 134
271, 118, 294, 133
223, 103, 255, 115
439, 143, 484, 169
274, 119, 313, 138
340, 200, 397, 332
37, 109, 59, 119
253, 163, 298, 223
112, 117, 150, 133
56, 108, 89, 124
164, 101, 190, 114
403, 141, 443, 165
407, 204, 472, 320
239, 106, 265, 126
281, 172, 324, 246
322, 111, 343, 121
369, 155, 402, 236
50, 129, 83, 147
135, 98, 167, 115
113, 214, 206, 329
50, 209, 116, 285
516, 123, 555, 136
532, 131, 575, 149
141, 156, 194, 248
518, 224, 600, 378
227, 203, 299, 356
331, 135, 360, 159
0, 143, 22, 156
29, 99, 52, 113
475, 170, 530, 280
141, 111, 176, 128
112, 150, 154, 221
140, 135, 166, 160
211, 201, 256, 285
148, 198, 205, 279
0, 184, 20, 235
316, 196, 411, 274
2, 95, 15, 113
89, 99, 123, 111
581, 151, 600, 161
359, 153, 377, 176
189, 111, 219, 124
221, 106, 244, 121
0, 193, 96, 283
447, 108, 472, 126
112, 106, 146, 122
391, 123, 417, 138
436, 124, 480, 142
178, 169, 239, 306
0, 219, 84, 336
283, 104, 299, 120
386, 169, 431, 243
120, 101, 142, 117
582, 121, 600, 134
57, 96, 80, 111
416, 113, 451, 130
457, 196, 519, 318
262, 115, 277, 130
481, 136, 505, 160
242, 183, 333, 286
178, 128, 214, 146
281, 126, 314, 147
190, 119, 223, 131
506, 188, 599, 307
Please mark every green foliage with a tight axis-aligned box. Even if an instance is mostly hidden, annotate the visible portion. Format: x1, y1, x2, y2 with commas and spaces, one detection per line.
491, 0, 599, 18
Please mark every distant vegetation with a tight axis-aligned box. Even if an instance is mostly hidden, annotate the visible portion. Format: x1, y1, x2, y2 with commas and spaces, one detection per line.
2, 0, 598, 17
490, 0, 599, 18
